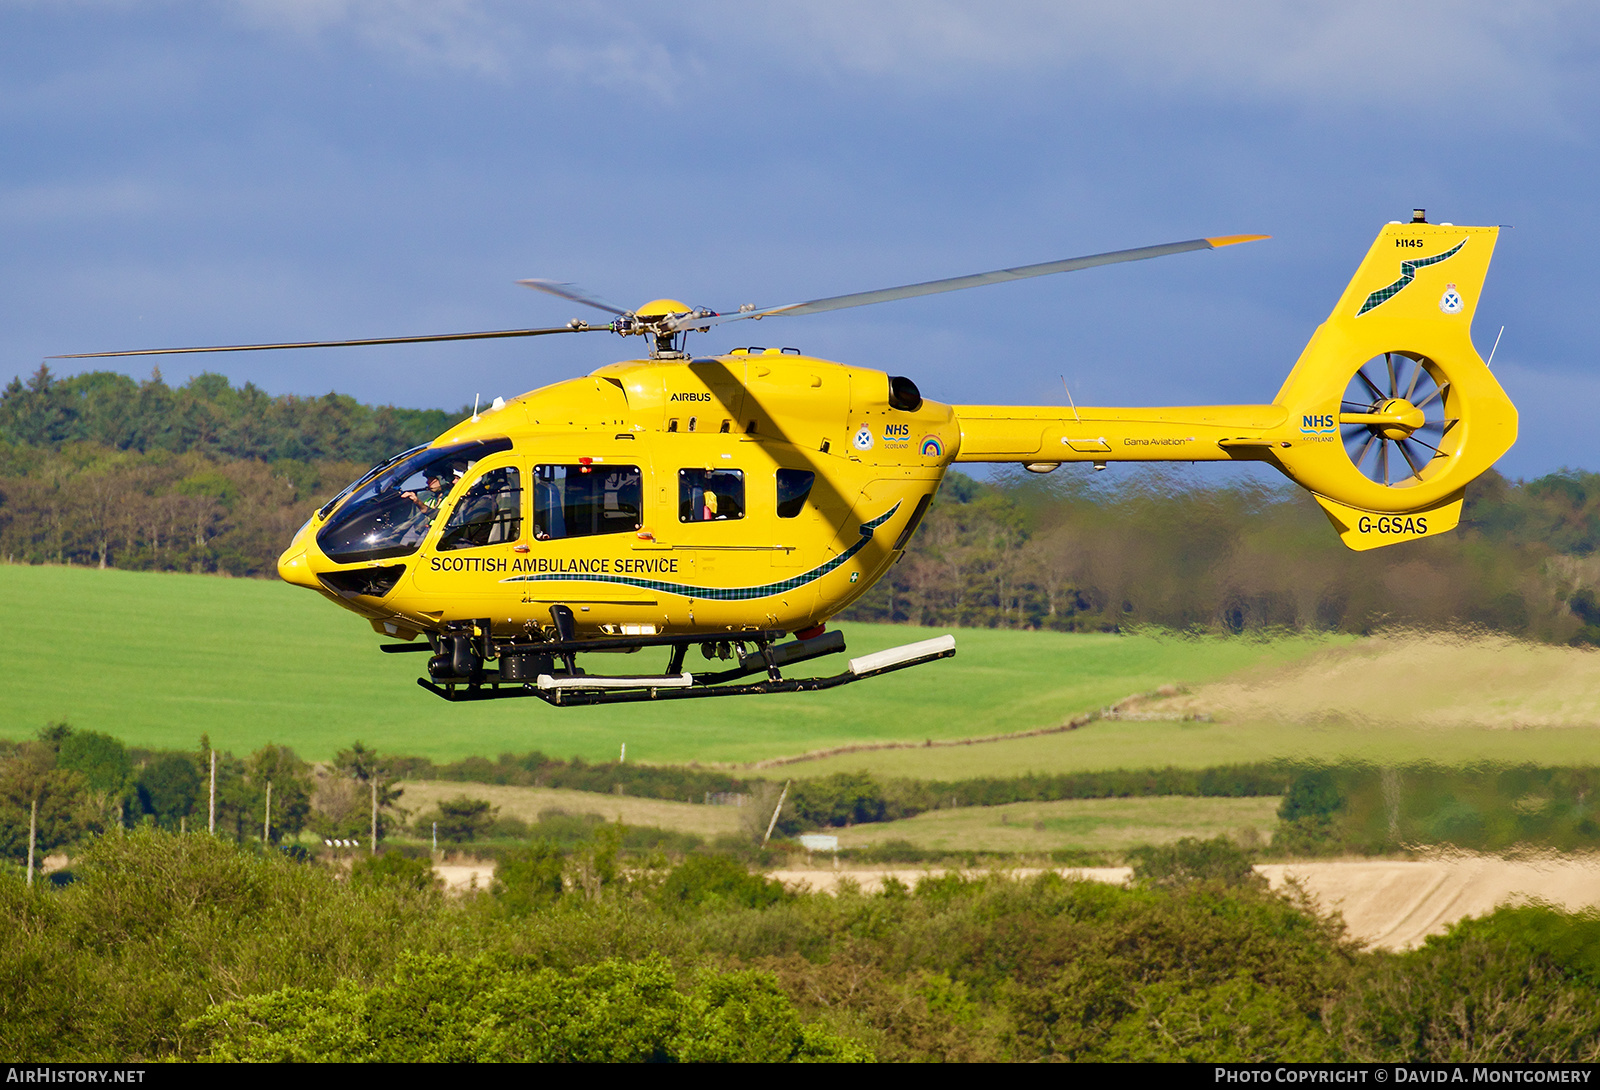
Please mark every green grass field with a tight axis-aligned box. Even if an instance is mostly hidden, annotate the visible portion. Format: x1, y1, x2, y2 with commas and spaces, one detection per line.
10, 563, 1600, 774
395, 779, 1279, 856
399, 781, 745, 839
831, 795, 1284, 855
786, 714, 1600, 781
3, 563, 1326, 765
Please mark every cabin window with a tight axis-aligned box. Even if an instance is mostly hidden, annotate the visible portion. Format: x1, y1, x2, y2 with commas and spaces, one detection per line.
776, 469, 814, 518
533, 464, 642, 540
437, 466, 522, 551
679, 468, 744, 522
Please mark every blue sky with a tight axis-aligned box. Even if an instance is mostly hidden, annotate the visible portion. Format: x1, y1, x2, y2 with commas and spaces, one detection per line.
2, 1, 1596, 478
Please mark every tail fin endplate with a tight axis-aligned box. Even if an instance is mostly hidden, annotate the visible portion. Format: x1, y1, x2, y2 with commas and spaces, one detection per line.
1272, 221, 1516, 550
948, 219, 1517, 552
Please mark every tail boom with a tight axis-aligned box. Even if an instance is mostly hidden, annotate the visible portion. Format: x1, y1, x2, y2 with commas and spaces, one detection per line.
951, 404, 1288, 464
950, 218, 1517, 550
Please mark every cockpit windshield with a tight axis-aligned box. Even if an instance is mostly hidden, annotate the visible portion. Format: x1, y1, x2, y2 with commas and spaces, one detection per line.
316, 438, 513, 563
317, 444, 427, 519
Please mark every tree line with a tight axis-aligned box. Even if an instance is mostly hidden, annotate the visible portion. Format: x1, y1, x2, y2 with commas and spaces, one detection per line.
0, 365, 458, 464
840, 464, 1600, 643
4, 364, 1600, 639
0, 724, 407, 864
13, 725, 1594, 863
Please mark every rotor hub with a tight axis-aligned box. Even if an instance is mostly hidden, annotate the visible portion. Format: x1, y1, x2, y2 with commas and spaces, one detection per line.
634, 298, 692, 319
1373, 398, 1426, 440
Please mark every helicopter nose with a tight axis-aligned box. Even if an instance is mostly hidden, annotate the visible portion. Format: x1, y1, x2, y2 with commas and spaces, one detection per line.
277, 548, 321, 590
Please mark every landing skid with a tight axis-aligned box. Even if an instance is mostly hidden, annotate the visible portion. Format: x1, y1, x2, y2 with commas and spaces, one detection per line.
396, 628, 956, 707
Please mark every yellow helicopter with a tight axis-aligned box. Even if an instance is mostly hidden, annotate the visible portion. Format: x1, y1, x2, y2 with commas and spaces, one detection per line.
60, 210, 1517, 706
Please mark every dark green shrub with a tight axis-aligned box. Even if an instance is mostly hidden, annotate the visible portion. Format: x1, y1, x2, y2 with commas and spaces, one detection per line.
486, 814, 529, 838
493, 843, 565, 911
135, 754, 200, 829
621, 825, 703, 854
426, 796, 495, 844
525, 808, 605, 846
56, 732, 131, 794
853, 839, 930, 864
789, 772, 886, 829
185, 954, 869, 1061
0, 754, 91, 862
351, 851, 437, 892
1127, 836, 1260, 888
1279, 770, 1345, 823
1331, 906, 1600, 1062
658, 855, 786, 910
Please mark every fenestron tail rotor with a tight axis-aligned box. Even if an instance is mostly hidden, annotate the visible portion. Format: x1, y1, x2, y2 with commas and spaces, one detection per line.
1340, 351, 1457, 487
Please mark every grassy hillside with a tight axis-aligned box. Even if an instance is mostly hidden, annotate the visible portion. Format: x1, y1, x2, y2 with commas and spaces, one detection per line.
828, 795, 1284, 855
3, 563, 1324, 765
785, 708, 1600, 781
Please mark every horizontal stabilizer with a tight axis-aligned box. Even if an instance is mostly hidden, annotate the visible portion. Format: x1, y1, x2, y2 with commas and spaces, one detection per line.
1314, 491, 1465, 552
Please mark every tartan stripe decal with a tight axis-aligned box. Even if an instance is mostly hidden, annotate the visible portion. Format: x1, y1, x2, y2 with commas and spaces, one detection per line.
499, 501, 902, 602
1356, 238, 1467, 316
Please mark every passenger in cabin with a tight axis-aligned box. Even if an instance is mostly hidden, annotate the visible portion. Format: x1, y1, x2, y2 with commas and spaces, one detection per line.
703, 492, 718, 521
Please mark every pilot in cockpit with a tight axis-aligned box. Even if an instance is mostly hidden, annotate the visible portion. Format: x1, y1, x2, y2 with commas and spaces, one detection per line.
398, 468, 457, 545
402, 471, 451, 516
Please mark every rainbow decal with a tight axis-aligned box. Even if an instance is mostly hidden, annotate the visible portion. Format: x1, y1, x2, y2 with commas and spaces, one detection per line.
920, 435, 943, 457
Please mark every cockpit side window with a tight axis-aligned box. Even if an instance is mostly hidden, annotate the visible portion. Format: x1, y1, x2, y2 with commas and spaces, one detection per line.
316, 438, 512, 563
679, 468, 744, 522
533, 464, 642, 540
437, 466, 522, 551
776, 469, 814, 518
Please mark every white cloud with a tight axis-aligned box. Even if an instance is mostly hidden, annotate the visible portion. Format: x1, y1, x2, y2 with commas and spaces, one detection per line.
723, 1, 1593, 120
11, 0, 1593, 119
230, 0, 515, 78
204, 1, 1599, 123
224, 0, 703, 99
0, 179, 168, 224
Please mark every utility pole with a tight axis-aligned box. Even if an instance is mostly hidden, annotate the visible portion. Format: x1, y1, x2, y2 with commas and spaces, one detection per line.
263, 780, 272, 844
761, 780, 791, 848
208, 750, 216, 834
26, 797, 37, 889
370, 779, 378, 855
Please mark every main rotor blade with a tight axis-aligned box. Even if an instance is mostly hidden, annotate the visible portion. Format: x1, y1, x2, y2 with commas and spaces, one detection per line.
666, 234, 1269, 333
517, 279, 629, 317
50, 324, 603, 359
